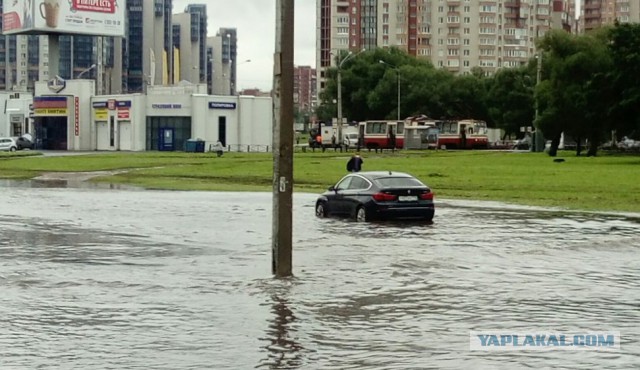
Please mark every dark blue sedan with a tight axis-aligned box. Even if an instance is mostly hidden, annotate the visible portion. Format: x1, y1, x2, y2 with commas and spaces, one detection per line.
315, 171, 435, 222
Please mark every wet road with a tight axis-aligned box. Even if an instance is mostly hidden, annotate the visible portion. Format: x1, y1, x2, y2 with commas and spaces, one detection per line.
0, 184, 638, 369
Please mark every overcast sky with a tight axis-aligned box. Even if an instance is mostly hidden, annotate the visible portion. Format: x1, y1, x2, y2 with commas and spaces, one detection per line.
172, 0, 316, 91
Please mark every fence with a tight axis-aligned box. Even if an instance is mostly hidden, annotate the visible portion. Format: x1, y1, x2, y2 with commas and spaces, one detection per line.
209, 144, 271, 153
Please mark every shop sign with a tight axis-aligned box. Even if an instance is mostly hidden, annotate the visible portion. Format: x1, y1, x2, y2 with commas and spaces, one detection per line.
95, 109, 108, 120
116, 101, 132, 109
209, 102, 236, 110
35, 108, 67, 116
75, 97, 80, 136
152, 103, 182, 109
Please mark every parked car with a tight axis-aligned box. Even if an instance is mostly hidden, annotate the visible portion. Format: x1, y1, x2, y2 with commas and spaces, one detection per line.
315, 171, 435, 222
15, 136, 34, 150
0, 137, 18, 152
512, 135, 531, 150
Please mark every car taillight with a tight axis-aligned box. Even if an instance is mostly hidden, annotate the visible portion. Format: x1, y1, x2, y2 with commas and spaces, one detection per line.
419, 191, 434, 200
372, 192, 397, 201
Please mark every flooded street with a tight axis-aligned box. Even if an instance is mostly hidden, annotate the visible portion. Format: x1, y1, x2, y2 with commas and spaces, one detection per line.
0, 184, 638, 369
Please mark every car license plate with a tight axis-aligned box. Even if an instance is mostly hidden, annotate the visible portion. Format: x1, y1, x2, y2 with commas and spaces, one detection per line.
398, 195, 417, 202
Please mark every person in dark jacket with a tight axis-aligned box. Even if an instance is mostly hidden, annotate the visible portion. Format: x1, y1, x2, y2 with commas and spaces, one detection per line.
346, 153, 364, 172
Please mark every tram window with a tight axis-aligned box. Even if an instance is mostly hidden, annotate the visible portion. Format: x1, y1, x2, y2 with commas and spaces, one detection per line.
366, 121, 387, 134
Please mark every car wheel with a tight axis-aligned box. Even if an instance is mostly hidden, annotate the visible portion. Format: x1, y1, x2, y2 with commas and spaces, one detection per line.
315, 202, 327, 218
9, 146, 16, 152
355, 206, 367, 222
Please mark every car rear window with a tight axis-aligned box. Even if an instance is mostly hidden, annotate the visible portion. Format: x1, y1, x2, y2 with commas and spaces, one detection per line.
374, 177, 425, 188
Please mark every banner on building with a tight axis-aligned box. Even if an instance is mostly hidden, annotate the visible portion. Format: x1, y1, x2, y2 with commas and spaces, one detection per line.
2, 0, 125, 37
33, 96, 68, 116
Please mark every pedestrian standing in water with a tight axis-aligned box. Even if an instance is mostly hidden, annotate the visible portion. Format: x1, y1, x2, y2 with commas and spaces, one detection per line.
346, 152, 364, 172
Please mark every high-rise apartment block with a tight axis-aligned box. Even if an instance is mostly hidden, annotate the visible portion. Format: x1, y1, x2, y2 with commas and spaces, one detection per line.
172, 4, 208, 85
294, 66, 317, 114
317, 0, 577, 93
121, 0, 174, 92
582, 0, 640, 32
207, 28, 238, 95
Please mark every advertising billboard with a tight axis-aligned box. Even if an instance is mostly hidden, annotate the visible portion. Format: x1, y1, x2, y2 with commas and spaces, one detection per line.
2, 0, 125, 37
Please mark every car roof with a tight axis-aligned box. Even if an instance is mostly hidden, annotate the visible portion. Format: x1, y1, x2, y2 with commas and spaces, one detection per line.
352, 171, 414, 180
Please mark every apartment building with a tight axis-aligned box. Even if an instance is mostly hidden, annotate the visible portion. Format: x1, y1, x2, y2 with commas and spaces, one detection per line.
207, 28, 239, 95
185, 4, 208, 84
317, 0, 576, 94
582, 0, 640, 32
294, 66, 317, 114
121, 0, 174, 92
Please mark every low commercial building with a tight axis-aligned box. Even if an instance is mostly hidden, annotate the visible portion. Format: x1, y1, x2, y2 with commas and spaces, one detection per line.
33, 79, 272, 152
0, 92, 33, 138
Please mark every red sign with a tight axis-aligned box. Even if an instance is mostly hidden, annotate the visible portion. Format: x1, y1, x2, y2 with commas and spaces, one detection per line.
74, 97, 80, 136
1, 13, 21, 32
107, 99, 116, 110
117, 110, 130, 119
73, 0, 116, 14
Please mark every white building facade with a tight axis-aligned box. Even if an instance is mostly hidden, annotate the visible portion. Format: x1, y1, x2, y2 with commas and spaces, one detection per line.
31, 80, 272, 152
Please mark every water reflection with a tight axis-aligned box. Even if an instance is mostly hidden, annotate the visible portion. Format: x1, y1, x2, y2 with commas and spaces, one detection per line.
257, 293, 304, 369
0, 179, 139, 190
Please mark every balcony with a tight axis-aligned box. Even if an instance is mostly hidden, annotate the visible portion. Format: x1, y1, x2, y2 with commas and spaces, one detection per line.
504, 0, 521, 8
583, 2, 602, 10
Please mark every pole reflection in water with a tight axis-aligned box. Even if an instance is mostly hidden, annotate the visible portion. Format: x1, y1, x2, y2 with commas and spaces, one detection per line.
257, 294, 304, 369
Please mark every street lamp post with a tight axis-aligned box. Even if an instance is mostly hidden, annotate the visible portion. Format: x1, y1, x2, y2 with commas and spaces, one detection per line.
226, 34, 232, 95
76, 64, 96, 79
378, 60, 401, 121
336, 49, 364, 149
234, 59, 251, 95
336, 51, 353, 150
532, 52, 544, 152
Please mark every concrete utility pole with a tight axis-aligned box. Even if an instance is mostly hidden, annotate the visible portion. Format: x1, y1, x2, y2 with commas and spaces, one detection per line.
272, 0, 294, 277
532, 51, 544, 152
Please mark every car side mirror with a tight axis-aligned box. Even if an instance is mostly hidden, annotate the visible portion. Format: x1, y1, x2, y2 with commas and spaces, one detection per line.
328, 185, 336, 192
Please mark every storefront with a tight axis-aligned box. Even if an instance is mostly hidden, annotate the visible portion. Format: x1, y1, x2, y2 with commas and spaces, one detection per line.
33, 80, 272, 152
33, 79, 94, 151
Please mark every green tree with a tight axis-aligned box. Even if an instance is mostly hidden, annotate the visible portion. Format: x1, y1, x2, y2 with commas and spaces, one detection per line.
486, 66, 535, 138
536, 30, 613, 156
608, 22, 640, 140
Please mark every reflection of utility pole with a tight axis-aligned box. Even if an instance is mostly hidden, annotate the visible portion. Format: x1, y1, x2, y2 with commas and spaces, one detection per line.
272, 0, 294, 277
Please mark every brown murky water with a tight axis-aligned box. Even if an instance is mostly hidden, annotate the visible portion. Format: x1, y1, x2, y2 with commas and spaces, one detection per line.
0, 183, 638, 369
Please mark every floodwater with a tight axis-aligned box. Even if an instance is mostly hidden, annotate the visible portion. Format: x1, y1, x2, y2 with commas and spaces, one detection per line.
0, 182, 638, 369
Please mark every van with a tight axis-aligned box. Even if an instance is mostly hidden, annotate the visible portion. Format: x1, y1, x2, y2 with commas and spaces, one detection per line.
343, 132, 359, 149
